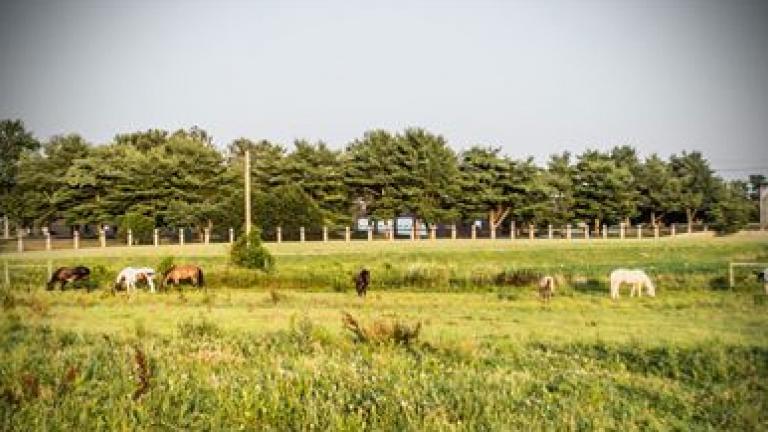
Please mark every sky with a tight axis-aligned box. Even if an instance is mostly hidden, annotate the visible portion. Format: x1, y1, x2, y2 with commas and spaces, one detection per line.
1, 0, 767, 178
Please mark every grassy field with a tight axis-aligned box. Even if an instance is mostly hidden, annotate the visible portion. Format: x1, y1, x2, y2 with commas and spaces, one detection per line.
2, 235, 768, 430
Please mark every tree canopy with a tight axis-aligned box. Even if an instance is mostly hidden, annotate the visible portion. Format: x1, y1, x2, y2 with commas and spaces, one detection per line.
1, 119, 759, 235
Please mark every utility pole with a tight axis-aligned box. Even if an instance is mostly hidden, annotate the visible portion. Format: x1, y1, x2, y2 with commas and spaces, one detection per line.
244, 148, 252, 238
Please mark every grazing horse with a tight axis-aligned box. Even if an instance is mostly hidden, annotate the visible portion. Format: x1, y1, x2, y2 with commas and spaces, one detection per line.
162, 265, 204, 290
538, 275, 555, 302
609, 269, 656, 299
47, 266, 91, 290
115, 267, 157, 293
355, 269, 370, 297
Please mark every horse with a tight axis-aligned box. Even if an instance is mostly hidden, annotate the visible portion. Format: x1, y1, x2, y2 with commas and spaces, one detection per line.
47, 266, 91, 290
609, 269, 656, 299
538, 275, 555, 302
162, 265, 204, 290
355, 268, 370, 297
115, 267, 157, 293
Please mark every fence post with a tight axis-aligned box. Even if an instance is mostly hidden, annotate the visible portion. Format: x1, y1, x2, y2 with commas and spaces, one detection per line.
277, 227, 282, 243
229, 228, 234, 244
703, 224, 708, 233
323, 226, 328, 242
510, 221, 516, 240
671, 224, 676, 237
204, 228, 210, 244
17, 229, 23, 253
529, 224, 535, 240
389, 221, 395, 241
154, 229, 160, 246
566, 224, 572, 240
300, 227, 306, 243
99, 227, 106, 248
584, 225, 589, 240
471, 224, 477, 240
490, 225, 496, 240
179, 228, 184, 246
3, 261, 9, 286
345, 226, 350, 242
548, 224, 553, 240
728, 263, 734, 289
654, 224, 659, 240
430, 225, 436, 240
410, 223, 416, 241
619, 223, 625, 239
44, 227, 51, 251
2, 215, 8, 240
127, 229, 133, 247
637, 224, 642, 240
367, 226, 372, 242
451, 224, 457, 240
602, 224, 607, 240
73, 230, 80, 249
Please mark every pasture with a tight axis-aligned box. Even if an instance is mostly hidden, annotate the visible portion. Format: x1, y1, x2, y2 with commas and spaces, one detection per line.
2, 235, 768, 430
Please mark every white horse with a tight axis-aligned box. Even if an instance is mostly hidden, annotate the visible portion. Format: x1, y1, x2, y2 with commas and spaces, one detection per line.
115, 267, 157, 293
609, 269, 655, 299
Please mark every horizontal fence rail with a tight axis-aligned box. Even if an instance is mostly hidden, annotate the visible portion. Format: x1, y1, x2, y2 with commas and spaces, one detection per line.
0, 222, 754, 254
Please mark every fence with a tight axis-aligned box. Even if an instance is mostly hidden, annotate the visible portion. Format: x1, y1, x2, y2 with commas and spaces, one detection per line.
0, 221, 743, 254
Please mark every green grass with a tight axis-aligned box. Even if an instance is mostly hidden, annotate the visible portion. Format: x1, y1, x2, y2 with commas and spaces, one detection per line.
2, 235, 768, 430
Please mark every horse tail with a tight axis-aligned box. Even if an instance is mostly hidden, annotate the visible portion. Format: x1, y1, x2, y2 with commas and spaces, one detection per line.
197, 268, 204, 287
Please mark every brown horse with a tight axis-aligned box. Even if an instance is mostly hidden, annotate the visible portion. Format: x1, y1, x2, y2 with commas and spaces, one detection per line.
354, 268, 370, 297
47, 266, 91, 290
162, 265, 204, 290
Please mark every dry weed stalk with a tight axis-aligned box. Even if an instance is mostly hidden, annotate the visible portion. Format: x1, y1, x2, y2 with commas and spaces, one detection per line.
341, 311, 421, 345
132, 346, 150, 401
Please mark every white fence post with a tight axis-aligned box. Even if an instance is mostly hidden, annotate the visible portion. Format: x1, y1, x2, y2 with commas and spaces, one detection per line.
471, 224, 477, 240
345, 226, 350, 242
73, 230, 80, 250
2, 216, 9, 240
300, 227, 306, 243
510, 221, 516, 240
367, 226, 373, 242
17, 229, 23, 253
44, 228, 51, 251
179, 228, 184, 246
529, 224, 535, 240
204, 228, 210, 244
548, 224, 553, 240
584, 225, 589, 240
323, 226, 328, 242
654, 224, 659, 240
430, 225, 436, 240
671, 224, 676, 237
127, 229, 133, 247
153, 228, 159, 246
277, 226, 282, 243
490, 225, 496, 240
99, 227, 106, 248
229, 227, 234, 244
451, 224, 457, 240
619, 223, 625, 239
637, 224, 642, 240
566, 224, 572, 240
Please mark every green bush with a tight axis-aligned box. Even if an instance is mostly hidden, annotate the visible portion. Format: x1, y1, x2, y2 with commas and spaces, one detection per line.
230, 229, 274, 272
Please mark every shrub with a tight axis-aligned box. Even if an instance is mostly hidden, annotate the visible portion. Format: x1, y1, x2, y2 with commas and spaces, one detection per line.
156, 256, 175, 278
230, 229, 274, 272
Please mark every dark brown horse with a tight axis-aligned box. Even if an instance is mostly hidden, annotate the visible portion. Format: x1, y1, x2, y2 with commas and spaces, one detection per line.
355, 269, 370, 297
47, 266, 91, 290
162, 265, 204, 290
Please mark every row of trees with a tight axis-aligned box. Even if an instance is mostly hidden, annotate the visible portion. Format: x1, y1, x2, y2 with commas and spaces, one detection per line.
0, 119, 762, 238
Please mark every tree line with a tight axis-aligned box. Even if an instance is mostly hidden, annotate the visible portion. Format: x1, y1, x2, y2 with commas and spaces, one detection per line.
0, 119, 762, 238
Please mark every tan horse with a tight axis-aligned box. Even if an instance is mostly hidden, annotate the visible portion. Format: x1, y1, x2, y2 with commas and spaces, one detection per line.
162, 265, 204, 290
538, 275, 555, 302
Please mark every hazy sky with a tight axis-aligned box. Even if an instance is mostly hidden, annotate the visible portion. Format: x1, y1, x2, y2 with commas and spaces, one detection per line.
1, 0, 767, 177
